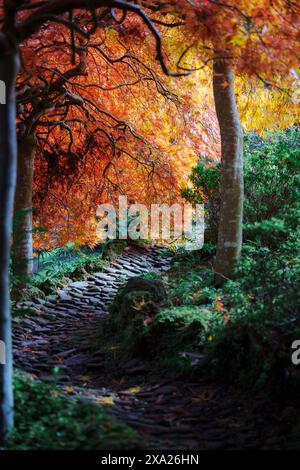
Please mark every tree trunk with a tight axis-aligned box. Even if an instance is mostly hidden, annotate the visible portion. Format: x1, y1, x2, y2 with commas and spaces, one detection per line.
0, 49, 19, 443
12, 134, 36, 277
213, 56, 244, 280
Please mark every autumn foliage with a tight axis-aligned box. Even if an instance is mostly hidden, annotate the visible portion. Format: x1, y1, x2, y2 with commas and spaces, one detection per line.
16, 2, 297, 250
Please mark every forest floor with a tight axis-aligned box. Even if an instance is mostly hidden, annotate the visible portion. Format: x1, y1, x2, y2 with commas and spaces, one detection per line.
13, 246, 298, 450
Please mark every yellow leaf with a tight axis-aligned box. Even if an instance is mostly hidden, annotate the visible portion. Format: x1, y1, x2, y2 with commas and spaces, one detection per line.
65, 386, 75, 394
79, 375, 92, 382
125, 387, 142, 394
132, 296, 146, 311
230, 33, 247, 47
95, 396, 114, 405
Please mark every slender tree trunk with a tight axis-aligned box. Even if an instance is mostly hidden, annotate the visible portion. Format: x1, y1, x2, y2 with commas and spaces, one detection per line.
0, 49, 19, 443
213, 56, 244, 280
12, 134, 36, 277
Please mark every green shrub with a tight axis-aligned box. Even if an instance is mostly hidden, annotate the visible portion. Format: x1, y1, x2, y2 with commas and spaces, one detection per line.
206, 236, 300, 393
243, 130, 299, 225
102, 277, 169, 355
7, 372, 140, 450
181, 161, 220, 243
137, 305, 221, 365
182, 128, 300, 248
103, 257, 223, 367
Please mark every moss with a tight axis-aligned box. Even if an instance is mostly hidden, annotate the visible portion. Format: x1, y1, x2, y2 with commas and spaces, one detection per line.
110, 276, 168, 326
138, 306, 215, 359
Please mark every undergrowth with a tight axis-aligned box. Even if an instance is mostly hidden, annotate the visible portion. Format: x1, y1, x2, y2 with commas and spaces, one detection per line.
102, 129, 300, 398
6, 371, 140, 450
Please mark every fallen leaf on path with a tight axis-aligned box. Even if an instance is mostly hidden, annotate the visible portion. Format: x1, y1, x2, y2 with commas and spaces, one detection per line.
125, 386, 142, 394
95, 396, 114, 405
155, 394, 165, 405
79, 375, 92, 382
191, 389, 217, 402
172, 404, 187, 415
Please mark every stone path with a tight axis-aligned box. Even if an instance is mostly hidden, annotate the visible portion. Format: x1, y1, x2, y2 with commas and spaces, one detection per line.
13, 246, 298, 450
13, 246, 170, 375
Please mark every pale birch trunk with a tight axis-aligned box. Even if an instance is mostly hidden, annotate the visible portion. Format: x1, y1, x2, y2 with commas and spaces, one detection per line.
12, 134, 36, 277
0, 49, 19, 443
213, 56, 244, 280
